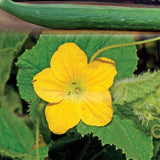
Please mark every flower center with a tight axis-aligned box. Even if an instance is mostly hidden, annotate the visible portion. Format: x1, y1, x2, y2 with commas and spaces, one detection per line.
66, 81, 84, 96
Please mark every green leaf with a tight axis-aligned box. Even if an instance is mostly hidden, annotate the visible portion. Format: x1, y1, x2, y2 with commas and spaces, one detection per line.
0, 48, 14, 95
0, 32, 28, 96
2, 85, 23, 114
17, 32, 137, 102
0, 107, 34, 158
77, 115, 153, 160
0, 31, 28, 52
111, 71, 160, 105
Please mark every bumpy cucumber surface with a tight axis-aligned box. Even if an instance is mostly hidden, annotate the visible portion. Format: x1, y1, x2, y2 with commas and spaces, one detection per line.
0, 0, 160, 30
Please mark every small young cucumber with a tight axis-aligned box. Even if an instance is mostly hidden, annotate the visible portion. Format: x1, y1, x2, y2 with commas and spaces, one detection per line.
0, 0, 160, 30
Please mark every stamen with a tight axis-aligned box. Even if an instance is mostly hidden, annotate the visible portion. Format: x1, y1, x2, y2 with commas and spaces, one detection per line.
75, 88, 81, 94
68, 91, 71, 95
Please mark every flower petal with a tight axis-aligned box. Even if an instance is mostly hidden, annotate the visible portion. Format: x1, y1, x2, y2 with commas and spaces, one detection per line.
80, 90, 113, 126
32, 68, 65, 103
50, 43, 88, 82
45, 99, 80, 134
84, 57, 117, 90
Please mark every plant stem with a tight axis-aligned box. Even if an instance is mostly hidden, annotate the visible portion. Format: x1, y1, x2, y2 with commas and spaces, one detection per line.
90, 147, 106, 160
90, 36, 160, 62
78, 135, 92, 160
36, 117, 40, 160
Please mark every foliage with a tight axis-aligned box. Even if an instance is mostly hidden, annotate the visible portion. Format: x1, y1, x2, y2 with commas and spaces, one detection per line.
17, 32, 137, 102
4, 85, 23, 114
0, 107, 33, 158
0, 31, 160, 160
77, 115, 153, 160
0, 32, 27, 92
111, 71, 160, 105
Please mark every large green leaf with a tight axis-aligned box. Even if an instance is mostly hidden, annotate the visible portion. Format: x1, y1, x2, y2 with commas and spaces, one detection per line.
77, 115, 153, 160
0, 107, 34, 158
111, 71, 160, 105
17, 32, 137, 102
0, 32, 28, 96
0, 48, 14, 95
0, 31, 28, 51
2, 85, 23, 114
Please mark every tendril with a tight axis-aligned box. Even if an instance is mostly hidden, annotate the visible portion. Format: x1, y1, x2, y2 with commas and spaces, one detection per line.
151, 124, 160, 139
90, 36, 160, 62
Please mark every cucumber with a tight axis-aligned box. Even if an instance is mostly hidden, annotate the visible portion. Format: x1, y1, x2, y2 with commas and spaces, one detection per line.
0, 0, 160, 30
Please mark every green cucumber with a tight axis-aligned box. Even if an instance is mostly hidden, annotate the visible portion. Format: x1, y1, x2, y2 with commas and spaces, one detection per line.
0, 0, 160, 30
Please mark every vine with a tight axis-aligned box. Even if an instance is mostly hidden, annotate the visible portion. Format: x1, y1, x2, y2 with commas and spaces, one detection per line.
90, 36, 160, 62
151, 124, 160, 139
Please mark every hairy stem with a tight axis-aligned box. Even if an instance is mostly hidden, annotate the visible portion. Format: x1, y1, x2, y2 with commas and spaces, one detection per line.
36, 117, 40, 160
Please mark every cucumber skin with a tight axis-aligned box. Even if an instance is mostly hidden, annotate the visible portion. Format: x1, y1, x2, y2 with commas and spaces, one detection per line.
0, 0, 160, 31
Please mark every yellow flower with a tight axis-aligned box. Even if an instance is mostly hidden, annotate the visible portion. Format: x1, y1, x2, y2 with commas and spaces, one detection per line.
32, 43, 117, 134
